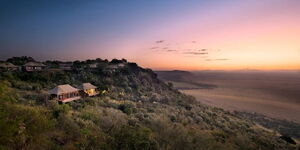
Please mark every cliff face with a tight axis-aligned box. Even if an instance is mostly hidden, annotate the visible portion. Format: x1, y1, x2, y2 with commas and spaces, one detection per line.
0, 58, 297, 150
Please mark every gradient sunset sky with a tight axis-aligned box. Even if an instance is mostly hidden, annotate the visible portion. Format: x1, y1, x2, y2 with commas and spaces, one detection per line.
1, 0, 300, 70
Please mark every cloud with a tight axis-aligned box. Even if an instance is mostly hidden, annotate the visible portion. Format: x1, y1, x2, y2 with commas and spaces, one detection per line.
151, 48, 177, 53
183, 48, 211, 52
196, 49, 207, 51
149, 40, 222, 57
215, 59, 229, 61
150, 47, 159, 49
205, 58, 229, 61
184, 52, 208, 55
155, 40, 165, 44
166, 50, 177, 52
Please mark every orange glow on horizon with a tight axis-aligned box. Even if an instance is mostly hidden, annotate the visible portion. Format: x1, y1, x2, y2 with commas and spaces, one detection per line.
124, 2, 300, 71
54, 0, 300, 71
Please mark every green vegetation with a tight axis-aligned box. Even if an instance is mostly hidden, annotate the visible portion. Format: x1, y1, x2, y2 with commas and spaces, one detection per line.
0, 57, 298, 149
6, 56, 35, 66
234, 111, 300, 139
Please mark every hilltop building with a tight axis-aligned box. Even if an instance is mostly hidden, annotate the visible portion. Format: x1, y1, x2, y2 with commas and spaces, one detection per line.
88, 63, 98, 69
104, 63, 126, 72
48, 84, 81, 103
59, 63, 73, 71
23, 62, 46, 72
79, 83, 99, 96
0, 62, 19, 71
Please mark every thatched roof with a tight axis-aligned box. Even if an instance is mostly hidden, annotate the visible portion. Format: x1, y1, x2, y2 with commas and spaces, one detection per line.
79, 83, 97, 90
48, 84, 79, 95
0, 62, 18, 68
23, 62, 46, 67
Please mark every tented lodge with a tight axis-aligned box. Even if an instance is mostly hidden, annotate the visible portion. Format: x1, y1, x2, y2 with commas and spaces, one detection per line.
79, 83, 99, 97
23, 62, 46, 72
48, 84, 81, 103
0, 62, 19, 71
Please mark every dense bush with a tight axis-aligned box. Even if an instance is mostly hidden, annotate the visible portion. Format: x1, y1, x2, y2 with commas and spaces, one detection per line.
0, 58, 298, 150
118, 102, 137, 115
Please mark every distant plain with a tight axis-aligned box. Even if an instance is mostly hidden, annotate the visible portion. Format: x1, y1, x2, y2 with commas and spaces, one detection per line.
157, 71, 300, 123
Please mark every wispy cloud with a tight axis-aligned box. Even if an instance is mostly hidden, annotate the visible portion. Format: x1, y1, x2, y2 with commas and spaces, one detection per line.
151, 49, 177, 53
149, 40, 224, 58
155, 40, 165, 44
215, 59, 229, 61
205, 58, 229, 61
190, 49, 207, 52
166, 50, 177, 52
150, 47, 160, 49
184, 52, 208, 55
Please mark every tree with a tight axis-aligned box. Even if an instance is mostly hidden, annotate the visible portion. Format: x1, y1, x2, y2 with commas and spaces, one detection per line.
6, 56, 35, 66
113, 126, 159, 150
110, 59, 123, 64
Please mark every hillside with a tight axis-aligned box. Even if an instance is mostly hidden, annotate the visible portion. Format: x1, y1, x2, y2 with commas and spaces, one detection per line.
0, 57, 298, 150
156, 70, 300, 140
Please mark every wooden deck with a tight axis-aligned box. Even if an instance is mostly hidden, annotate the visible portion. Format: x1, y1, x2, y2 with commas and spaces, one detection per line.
87, 92, 99, 97
59, 96, 81, 103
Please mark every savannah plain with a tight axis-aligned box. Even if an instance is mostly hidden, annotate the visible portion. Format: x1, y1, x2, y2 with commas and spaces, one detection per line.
157, 71, 300, 123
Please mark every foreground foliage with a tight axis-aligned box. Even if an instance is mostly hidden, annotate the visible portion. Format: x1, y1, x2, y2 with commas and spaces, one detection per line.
0, 58, 298, 150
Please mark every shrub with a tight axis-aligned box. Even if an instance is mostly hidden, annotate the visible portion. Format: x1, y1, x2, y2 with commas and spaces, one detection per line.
112, 125, 159, 150
118, 103, 137, 115
0, 104, 54, 149
52, 104, 71, 118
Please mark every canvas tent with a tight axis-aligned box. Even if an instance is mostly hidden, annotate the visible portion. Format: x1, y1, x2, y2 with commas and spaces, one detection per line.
23, 62, 46, 72
48, 84, 81, 103
0, 62, 18, 71
79, 83, 99, 96
59, 63, 73, 70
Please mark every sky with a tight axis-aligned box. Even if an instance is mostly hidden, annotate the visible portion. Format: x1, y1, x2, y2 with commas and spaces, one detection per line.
0, 0, 300, 70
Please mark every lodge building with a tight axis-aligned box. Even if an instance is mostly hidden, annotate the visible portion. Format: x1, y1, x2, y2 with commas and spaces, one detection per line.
79, 83, 99, 97
23, 62, 46, 72
0, 62, 19, 71
48, 84, 81, 103
48, 83, 99, 103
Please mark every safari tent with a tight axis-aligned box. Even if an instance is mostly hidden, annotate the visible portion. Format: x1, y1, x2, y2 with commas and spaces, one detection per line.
59, 63, 73, 70
0, 62, 19, 71
23, 62, 46, 72
48, 84, 81, 103
79, 83, 99, 96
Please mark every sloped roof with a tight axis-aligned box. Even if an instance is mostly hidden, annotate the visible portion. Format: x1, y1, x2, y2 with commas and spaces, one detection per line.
89, 63, 98, 68
59, 63, 73, 66
23, 62, 46, 67
48, 84, 79, 95
79, 83, 97, 90
106, 64, 118, 69
0, 62, 18, 68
